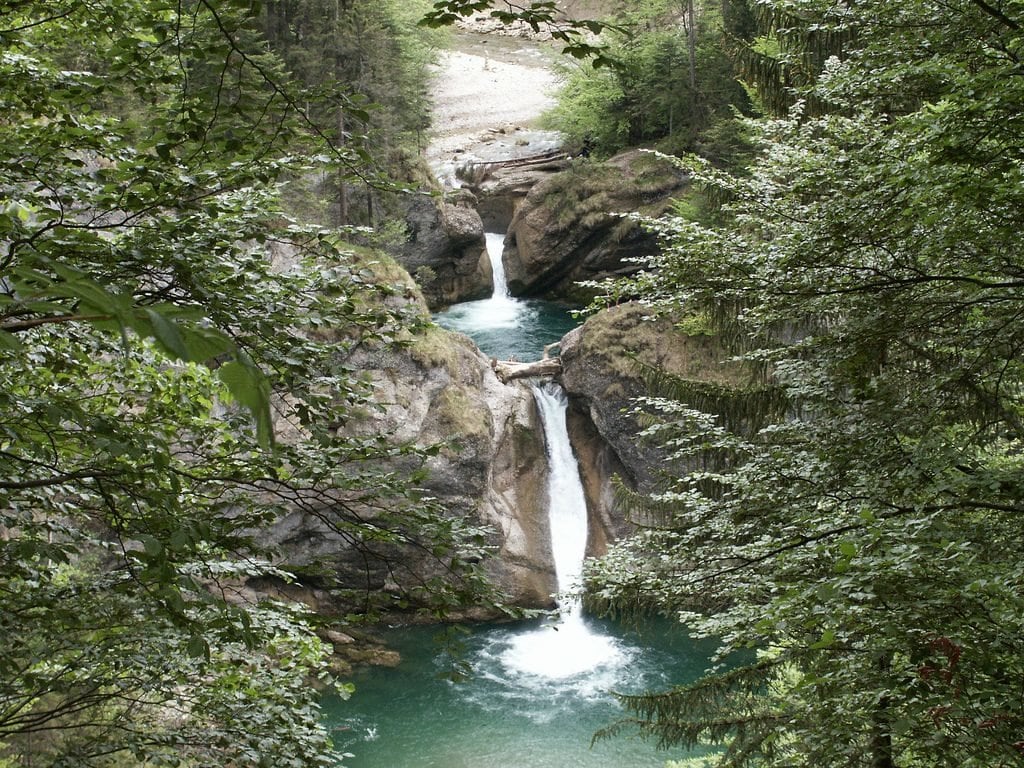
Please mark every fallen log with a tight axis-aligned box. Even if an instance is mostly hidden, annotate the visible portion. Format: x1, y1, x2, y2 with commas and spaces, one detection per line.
493, 357, 562, 383
475, 149, 567, 169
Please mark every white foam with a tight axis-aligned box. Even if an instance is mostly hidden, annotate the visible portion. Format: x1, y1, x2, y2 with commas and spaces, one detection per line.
501, 615, 628, 681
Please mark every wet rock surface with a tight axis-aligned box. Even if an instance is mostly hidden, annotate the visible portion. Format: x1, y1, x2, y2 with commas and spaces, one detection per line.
262, 258, 558, 619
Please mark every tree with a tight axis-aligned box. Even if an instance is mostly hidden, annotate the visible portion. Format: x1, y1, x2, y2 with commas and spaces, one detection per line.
541, 0, 752, 158
261, 0, 443, 225
729, 1, 849, 117
0, 1, 490, 764
584, 1, 1024, 765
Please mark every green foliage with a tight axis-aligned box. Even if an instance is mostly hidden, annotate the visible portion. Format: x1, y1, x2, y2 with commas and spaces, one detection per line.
732, 6, 848, 117
264, 0, 441, 163
0, 1, 492, 765
543, 64, 630, 154
542, 1, 752, 159
260, 0, 446, 227
584, 1, 1024, 765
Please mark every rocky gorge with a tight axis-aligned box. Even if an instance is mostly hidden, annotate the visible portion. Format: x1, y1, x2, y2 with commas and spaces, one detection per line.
259, 25, 741, 662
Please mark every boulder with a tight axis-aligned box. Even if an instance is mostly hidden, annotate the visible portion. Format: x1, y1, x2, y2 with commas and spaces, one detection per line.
460, 157, 570, 232
266, 334, 558, 616
347, 326, 557, 613
503, 150, 688, 301
390, 190, 492, 309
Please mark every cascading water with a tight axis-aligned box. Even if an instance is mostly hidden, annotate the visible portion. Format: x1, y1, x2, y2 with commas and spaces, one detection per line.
323, 371, 720, 766
441, 256, 623, 679
324, 239, 722, 767
487, 231, 510, 298
499, 382, 625, 681
534, 382, 588, 613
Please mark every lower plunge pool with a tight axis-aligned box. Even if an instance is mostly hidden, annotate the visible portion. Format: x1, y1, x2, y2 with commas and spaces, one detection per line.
321, 617, 722, 768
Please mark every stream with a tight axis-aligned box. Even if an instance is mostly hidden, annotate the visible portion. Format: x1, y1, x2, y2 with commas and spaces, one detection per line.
321, 31, 717, 767
323, 236, 718, 766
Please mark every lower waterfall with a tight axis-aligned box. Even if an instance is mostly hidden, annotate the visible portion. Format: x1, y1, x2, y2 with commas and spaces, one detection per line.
499, 382, 625, 680
534, 382, 588, 606
323, 375, 720, 766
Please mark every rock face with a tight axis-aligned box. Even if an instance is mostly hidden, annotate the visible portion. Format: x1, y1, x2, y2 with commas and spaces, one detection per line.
352, 326, 556, 611
503, 150, 688, 301
390, 190, 492, 309
559, 303, 751, 550
264, 252, 558, 618
460, 156, 569, 232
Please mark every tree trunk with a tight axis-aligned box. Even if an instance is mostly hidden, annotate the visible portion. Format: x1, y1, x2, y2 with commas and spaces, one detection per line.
493, 358, 562, 383
334, 0, 349, 226
870, 655, 896, 768
336, 107, 349, 226
686, 0, 698, 127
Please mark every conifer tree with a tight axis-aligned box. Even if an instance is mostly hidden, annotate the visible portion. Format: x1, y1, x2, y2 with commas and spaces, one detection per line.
584, 1, 1024, 765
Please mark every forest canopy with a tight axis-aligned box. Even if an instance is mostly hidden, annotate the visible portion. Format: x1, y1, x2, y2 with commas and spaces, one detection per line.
0, 1, 487, 765
582, 1, 1024, 766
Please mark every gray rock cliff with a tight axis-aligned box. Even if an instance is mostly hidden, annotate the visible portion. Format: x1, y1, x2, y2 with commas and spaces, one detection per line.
460, 156, 570, 232
390, 191, 493, 309
559, 303, 751, 548
263, 251, 558, 618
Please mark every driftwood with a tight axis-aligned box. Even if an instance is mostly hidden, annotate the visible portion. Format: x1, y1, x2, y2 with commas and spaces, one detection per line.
457, 150, 570, 185
492, 343, 563, 383
473, 148, 568, 170
493, 357, 562, 383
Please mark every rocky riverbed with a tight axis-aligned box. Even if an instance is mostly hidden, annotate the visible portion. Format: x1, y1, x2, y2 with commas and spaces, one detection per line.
426, 30, 563, 186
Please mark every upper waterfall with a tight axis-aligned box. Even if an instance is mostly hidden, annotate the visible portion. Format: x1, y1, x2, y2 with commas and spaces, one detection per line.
486, 232, 509, 298
432, 235, 577, 362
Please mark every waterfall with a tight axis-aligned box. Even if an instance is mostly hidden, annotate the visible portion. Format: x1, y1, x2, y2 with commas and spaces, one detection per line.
485, 231, 509, 299
435, 244, 626, 680
532, 381, 588, 616
499, 381, 625, 681
433, 232, 578, 362
435, 240, 624, 680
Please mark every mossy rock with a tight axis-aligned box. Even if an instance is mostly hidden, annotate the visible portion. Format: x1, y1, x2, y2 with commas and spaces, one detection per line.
571, 303, 751, 388
408, 324, 474, 372
504, 150, 688, 300
431, 386, 492, 445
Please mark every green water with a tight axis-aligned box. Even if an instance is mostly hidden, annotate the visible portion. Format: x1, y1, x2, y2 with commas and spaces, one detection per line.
323, 618, 721, 768
432, 231, 580, 362
433, 296, 579, 362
